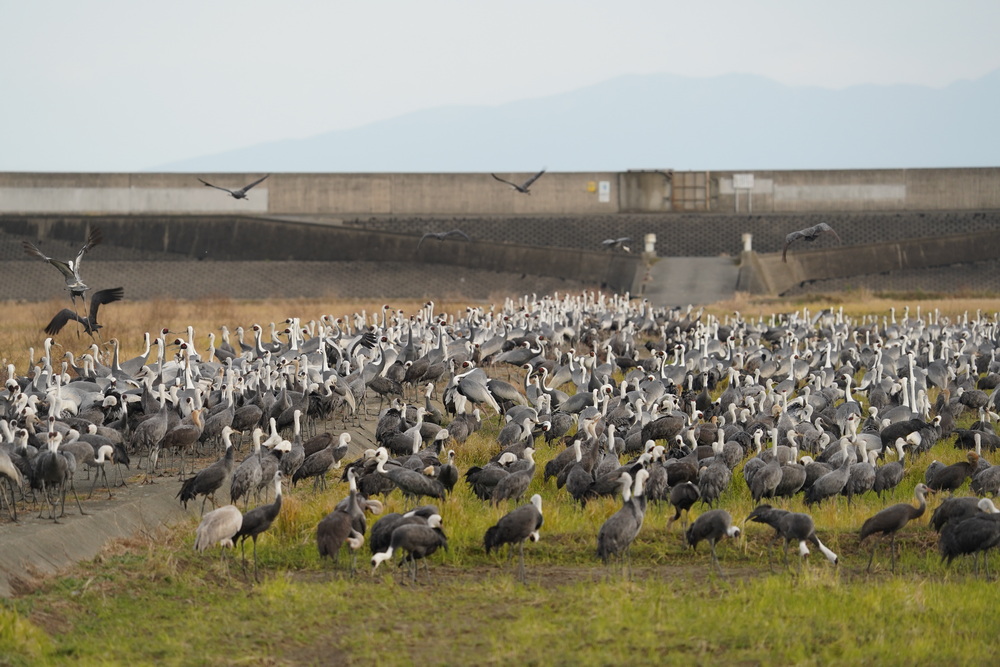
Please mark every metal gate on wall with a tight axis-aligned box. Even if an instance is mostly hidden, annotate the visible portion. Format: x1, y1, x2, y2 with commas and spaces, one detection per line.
671, 171, 710, 211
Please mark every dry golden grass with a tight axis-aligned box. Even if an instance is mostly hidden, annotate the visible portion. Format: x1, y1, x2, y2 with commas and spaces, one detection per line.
7, 291, 1000, 382
2, 296, 480, 378
705, 292, 1000, 322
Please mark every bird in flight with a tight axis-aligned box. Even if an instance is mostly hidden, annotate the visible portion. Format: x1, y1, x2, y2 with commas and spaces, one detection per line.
491, 168, 547, 194
417, 229, 471, 249
197, 174, 270, 200
601, 237, 633, 252
782, 223, 842, 262
44, 286, 124, 337
23, 227, 103, 304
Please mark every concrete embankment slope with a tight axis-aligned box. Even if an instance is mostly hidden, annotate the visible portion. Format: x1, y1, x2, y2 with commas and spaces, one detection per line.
0, 482, 186, 597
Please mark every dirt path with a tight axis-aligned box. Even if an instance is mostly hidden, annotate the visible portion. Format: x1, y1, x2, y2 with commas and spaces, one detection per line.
0, 407, 384, 597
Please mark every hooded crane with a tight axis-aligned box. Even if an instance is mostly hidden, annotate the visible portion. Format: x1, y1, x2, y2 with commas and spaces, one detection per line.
491, 447, 535, 505
316, 469, 366, 575
234, 470, 284, 581
484, 493, 543, 583
32, 431, 86, 521
859, 483, 930, 573
293, 432, 350, 491
371, 513, 448, 581
176, 440, 235, 516
197, 174, 270, 199
417, 229, 471, 249
375, 447, 446, 503
596, 470, 649, 576
44, 287, 124, 337
938, 498, 1000, 576
666, 481, 700, 531
490, 168, 546, 194
23, 226, 103, 303
369, 505, 440, 556
686, 509, 741, 575
781, 222, 841, 262
746, 504, 839, 567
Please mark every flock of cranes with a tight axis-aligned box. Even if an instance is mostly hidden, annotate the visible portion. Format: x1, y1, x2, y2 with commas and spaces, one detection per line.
4, 270, 1000, 584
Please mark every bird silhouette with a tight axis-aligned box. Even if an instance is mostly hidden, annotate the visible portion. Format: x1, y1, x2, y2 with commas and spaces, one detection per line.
197, 174, 270, 199
601, 237, 632, 252
491, 168, 547, 194
417, 229, 471, 249
23, 227, 103, 304
782, 223, 842, 261
44, 286, 124, 336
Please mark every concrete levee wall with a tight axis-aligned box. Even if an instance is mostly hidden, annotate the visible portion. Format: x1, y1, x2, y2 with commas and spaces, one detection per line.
1, 167, 997, 215
713, 167, 1000, 213
0, 172, 620, 216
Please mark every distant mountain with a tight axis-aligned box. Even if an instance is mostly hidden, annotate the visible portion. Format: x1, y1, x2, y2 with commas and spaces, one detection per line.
151, 70, 1000, 172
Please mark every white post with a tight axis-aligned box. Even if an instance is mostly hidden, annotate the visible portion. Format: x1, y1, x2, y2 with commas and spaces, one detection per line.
644, 233, 656, 254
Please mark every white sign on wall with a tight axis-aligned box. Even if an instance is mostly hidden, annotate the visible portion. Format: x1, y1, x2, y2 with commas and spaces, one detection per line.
598, 180, 611, 203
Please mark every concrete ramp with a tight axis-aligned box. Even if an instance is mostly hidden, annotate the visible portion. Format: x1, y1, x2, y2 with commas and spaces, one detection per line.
640, 256, 739, 307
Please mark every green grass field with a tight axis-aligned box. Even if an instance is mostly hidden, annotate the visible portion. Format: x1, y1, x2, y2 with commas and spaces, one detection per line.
2, 409, 997, 666
3, 294, 1000, 665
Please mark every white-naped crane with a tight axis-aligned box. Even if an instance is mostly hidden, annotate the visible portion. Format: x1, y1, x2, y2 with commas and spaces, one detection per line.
194, 504, 243, 554
859, 483, 930, 573
484, 493, 543, 582
23, 226, 103, 304
0, 448, 24, 521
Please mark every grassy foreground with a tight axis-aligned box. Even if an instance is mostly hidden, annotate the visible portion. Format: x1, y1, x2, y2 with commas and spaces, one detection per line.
3, 293, 1000, 665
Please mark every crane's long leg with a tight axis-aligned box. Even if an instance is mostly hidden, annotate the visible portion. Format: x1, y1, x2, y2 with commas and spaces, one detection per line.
252, 538, 260, 582
240, 539, 249, 577
0, 480, 11, 521
89, 465, 109, 499
711, 541, 724, 576
518, 541, 526, 583
866, 540, 878, 573
69, 480, 86, 516
889, 535, 897, 573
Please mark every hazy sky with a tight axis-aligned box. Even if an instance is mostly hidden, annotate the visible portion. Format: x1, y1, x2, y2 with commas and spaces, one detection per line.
3, 0, 999, 172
